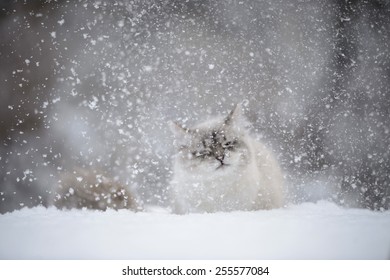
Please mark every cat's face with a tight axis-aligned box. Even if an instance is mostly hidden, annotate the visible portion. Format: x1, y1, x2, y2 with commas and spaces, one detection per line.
171, 105, 250, 174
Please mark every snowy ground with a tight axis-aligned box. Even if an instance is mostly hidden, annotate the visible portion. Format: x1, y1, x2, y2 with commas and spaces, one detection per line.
0, 201, 389, 260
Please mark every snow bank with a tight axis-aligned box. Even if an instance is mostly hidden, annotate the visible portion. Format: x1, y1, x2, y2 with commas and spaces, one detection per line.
0, 201, 389, 259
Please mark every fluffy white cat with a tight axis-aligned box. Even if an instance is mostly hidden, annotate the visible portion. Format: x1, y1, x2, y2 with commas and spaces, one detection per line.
169, 104, 284, 214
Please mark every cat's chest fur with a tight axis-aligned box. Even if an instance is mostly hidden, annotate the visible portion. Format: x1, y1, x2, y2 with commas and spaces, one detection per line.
169, 105, 284, 214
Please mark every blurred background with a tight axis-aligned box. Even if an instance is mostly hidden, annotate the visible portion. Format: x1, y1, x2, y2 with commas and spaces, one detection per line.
1, 0, 389, 213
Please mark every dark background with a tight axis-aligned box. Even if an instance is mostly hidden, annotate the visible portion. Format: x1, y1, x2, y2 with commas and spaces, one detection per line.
1, 0, 389, 213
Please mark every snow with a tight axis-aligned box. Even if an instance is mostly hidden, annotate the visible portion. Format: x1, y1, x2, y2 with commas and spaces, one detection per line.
1, 201, 389, 260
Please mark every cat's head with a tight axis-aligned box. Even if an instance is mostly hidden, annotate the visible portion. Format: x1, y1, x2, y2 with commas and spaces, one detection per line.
170, 104, 251, 174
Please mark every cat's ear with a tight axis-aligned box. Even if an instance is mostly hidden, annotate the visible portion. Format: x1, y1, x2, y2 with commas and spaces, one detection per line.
223, 103, 249, 132
169, 121, 191, 138
224, 104, 239, 125
224, 103, 244, 125
169, 121, 194, 148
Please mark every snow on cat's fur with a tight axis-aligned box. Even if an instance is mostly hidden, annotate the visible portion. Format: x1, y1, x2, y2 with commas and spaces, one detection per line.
169, 104, 284, 214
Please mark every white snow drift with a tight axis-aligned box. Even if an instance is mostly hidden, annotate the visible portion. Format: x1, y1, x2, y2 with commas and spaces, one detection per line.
0, 201, 389, 259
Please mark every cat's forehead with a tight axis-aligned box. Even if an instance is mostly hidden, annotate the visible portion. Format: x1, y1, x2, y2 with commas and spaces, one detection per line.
193, 116, 224, 129
191, 127, 231, 144
180, 115, 242, 147
201, 129, 226, 139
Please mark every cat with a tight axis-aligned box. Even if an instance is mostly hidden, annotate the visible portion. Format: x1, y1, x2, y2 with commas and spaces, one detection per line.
169, 104, 284, 214
52, 168, 140, 211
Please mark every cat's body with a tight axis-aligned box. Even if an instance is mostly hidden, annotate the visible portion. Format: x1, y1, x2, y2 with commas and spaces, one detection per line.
169, 104, 284, 214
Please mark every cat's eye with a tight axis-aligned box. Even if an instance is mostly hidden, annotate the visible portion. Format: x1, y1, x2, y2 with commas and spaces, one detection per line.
193, 150, 211, 158
222, 140, 237, 149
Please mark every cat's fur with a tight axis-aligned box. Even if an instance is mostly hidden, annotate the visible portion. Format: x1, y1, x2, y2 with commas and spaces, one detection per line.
169, 104, 284, 214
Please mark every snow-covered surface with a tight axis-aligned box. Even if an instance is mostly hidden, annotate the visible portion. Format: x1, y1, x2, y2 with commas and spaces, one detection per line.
0, 201, 389, 260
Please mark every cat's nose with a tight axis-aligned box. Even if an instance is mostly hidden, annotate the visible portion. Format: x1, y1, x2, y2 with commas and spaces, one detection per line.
216, 154, 225, 162
215, 149, 225, 160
